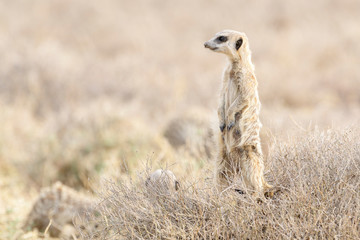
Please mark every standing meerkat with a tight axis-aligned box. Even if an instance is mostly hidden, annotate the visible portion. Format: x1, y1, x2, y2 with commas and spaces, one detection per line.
204, 30, 272, 197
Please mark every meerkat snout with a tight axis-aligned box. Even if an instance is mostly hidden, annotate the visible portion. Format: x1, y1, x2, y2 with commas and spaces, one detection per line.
204, 41, 218, 51
204, 41, 215, 50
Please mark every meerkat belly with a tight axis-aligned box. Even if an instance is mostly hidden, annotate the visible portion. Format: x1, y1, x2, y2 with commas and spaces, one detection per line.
224, 78, 242, 151
225, 78, 240, 113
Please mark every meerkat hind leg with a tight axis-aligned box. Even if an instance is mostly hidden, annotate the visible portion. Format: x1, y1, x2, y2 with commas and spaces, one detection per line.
216, 135, 235, 192
229, 146, 265, 197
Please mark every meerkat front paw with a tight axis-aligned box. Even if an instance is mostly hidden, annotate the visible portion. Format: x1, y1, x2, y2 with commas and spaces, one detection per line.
220, 123, 226, 132
227, 111, 239, 130
227, 115, 235, 130
227, 121, 235, 130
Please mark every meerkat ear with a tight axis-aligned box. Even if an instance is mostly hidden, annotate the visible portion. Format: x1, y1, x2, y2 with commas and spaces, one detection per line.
235, 38, 243, 50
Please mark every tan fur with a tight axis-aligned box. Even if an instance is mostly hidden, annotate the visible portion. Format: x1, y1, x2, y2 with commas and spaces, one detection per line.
23, 181, 96, 237
205, 30, 272, 196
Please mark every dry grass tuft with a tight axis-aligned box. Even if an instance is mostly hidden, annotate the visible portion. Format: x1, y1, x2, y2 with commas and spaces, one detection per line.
22, 181, 96, 238
78, 128, 360, 239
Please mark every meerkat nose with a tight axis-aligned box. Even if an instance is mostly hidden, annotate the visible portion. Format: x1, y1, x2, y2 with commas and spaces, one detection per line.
204, 42, 209, 48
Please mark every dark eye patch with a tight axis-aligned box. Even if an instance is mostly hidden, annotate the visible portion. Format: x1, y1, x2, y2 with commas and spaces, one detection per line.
217, 36, 228, 42
235, 38, 243, 50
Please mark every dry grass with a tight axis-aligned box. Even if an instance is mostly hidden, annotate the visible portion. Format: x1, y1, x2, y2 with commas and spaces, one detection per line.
0, 0, 359, 239
76, 128, 360, 239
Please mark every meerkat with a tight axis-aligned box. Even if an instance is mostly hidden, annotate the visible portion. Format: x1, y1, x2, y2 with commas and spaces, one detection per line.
145, 169, 180, 194
204, 30, 272, 197
22, 181, 97, 238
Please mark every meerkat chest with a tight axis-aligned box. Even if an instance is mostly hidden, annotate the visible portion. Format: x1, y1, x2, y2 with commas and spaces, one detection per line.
224, 70, 242, 109
227, 78, 238, 102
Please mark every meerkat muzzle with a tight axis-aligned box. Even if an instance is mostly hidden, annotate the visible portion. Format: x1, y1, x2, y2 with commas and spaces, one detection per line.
204, 41, 217, 50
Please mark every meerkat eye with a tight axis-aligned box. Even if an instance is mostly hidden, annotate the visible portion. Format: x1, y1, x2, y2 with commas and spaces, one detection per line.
236, 38, 243, 50
217, 36, 228, 42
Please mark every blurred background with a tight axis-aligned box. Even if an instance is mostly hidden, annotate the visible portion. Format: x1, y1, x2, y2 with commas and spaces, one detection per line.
0, 0, 359, 237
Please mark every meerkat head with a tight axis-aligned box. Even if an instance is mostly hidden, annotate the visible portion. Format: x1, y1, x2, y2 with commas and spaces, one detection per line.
204, 30, 251, 63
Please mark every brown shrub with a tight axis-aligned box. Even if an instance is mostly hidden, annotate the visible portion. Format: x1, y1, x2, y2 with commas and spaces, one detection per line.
22, 182, 96, 238
78, 128, 360, 239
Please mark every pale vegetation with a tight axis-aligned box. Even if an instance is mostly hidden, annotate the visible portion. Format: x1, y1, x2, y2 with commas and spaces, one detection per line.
0, 0, 359, 239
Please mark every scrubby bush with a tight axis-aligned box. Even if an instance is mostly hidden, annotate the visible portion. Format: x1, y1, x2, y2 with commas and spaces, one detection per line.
78, 128, 360, 239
